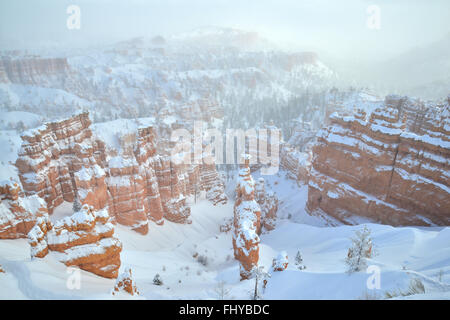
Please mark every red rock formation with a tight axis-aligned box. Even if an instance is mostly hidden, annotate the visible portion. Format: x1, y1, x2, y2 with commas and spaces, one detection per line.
46, 205, 122, 278
15, 112, 105, 214
280, 144, 311, 183
12, 112, 228, 236
233, 155, 261, 280
106, 156, 149, 234
112, 267, 140, 296
0, 181, 48, 239
255, 178, 278, 231
0, 57, 69, 84
200, 163, 228, 205
134, 126, 165, 225
272, 251, 288, 271
28, 215, 52, 258
307, 98, 450, 226
0, 265, 4, 273
154, 156, 191, 224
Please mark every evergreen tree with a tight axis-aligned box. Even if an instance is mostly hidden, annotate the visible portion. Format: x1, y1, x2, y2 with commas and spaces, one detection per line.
345, 226, 374, 273
252, 266, 271, 300
153, 273, 163, 286
295, 250, 306, 270
72, 193, 82, 212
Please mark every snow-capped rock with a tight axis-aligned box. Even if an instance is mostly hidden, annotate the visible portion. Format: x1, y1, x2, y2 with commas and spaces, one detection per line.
27, 215, 52, 258
272, 251, 289, 272
0, 180, 48, 239
47, 204, 122, 279
112, 267, 140, 296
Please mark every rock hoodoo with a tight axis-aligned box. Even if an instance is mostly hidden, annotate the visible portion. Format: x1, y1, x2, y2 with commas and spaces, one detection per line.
10, 112, 227, 236
0, 181, 48, 239
46, 204, 122, 278
112, 267, 140, 296
307, 96, 450, 225
233, 155, 261, 280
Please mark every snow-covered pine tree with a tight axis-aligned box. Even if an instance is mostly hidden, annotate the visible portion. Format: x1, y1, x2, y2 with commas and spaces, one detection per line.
153, 273, 163, 286
252, 266, 271, 300
295, 250, 306, 270
345, 225, 374, 273
214, 281, 230, 300
72, 193, 82, 212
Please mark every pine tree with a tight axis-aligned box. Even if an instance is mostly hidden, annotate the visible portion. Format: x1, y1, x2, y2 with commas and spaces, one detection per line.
214, 281, 230, 300
345, 225, 374, 273
72, 193, 82, 212
295, 250, 306, 270
153, 273, 163, 286
252, 266, 271, 300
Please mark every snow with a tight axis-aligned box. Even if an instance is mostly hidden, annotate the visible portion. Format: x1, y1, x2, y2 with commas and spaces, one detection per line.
0, 111, 42, 130
1, 201, 449, 299
0, 130, 22, 182
401, 131, 450, 149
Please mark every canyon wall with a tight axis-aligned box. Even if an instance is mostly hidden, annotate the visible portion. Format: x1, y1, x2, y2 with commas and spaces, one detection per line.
11, 112, 227, 236
307, 96, 450, 226
0, 57, 70, 85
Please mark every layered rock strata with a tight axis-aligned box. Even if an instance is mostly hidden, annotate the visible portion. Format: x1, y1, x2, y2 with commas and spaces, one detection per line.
10, 113, 228, 236
0, 181, 48, 239
280, 144, 311, 183
307, 99, 450, 226
46, 205, 122, 278
0, 57, 70, 85
28, 215, 52, 258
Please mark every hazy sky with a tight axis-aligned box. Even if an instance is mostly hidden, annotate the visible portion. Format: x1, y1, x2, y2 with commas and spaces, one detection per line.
1, 0, 449, 60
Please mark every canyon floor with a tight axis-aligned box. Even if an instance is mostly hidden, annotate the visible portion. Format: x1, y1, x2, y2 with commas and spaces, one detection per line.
1, 169, 449, 300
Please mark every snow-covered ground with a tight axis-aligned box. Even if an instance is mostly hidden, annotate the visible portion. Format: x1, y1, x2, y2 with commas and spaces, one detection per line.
1, 185, 449, 300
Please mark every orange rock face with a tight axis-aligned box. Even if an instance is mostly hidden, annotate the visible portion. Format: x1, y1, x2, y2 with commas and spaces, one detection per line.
233, 156, 261, 280
112, 267, 140, 296
0, 181, 48, 239
280, 144, 311, 183
307, 96, 450, 226
0, 57, 70, 84
28, 215, 53, 258
46, 205, 122, 279
12, 113, 228, 236
255, 178, 278, 231
15, 112, 106, 215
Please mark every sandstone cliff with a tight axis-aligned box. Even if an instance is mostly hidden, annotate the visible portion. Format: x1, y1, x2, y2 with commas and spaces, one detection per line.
11, 112, 227, 235
307, 96, 450, 226
0, 57, 70, 85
